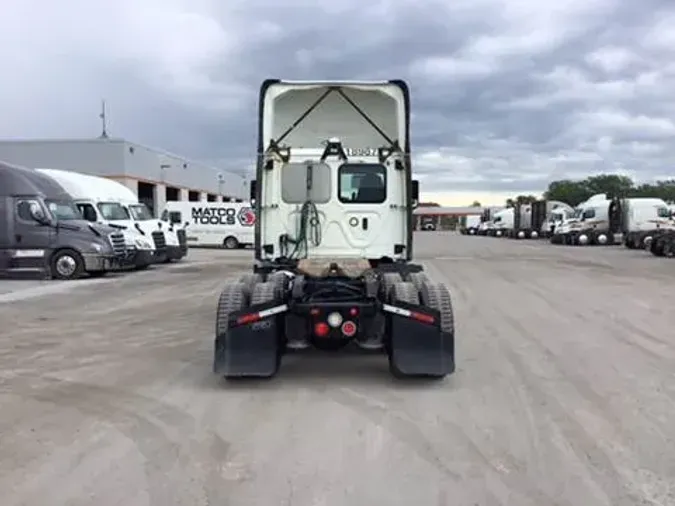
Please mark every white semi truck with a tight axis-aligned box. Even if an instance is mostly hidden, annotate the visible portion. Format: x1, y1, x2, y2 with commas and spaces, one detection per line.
459, 215, 481, 235
492, 207, 514, 237
36, 168, 156, 269
550, 193, 621, 246
619, 197, 672, 249
36, 169, 187, 263
213, 79, 456, 379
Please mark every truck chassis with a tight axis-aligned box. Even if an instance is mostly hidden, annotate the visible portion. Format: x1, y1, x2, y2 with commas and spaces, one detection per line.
214, 261, 455, 379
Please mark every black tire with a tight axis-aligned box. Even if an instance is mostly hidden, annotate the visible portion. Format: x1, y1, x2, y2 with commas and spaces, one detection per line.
250, 281, 278, 305
134, 264, 151, 271
50, 249, 85, 280
381, 272, 403, 300
418, 281, 456, 379
238, 273, 263, 299
407, 272, 430, 292
89, 271, 107, 278
216, 282, 248, 337
267, 271, 288, 298
650, 236, 666, 256
223, 236, 239, 249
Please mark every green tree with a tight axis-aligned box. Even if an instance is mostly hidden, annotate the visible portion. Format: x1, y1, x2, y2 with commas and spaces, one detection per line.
470, 200, 481, 207
505, 194, 538, 207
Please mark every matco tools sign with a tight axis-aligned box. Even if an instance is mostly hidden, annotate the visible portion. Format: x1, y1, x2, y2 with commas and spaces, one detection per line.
191, 206, 256, 226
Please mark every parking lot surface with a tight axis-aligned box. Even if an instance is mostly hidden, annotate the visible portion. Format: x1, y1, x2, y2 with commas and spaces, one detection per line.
1, 235, 674, 506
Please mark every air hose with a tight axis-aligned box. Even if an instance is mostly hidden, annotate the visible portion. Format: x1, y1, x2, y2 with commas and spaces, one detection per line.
279, 200, 322, 259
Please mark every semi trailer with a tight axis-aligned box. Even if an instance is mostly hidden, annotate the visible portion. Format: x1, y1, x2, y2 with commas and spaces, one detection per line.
213, 79, 456, 379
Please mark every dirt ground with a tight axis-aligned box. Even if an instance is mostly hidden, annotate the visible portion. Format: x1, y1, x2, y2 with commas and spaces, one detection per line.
0, 234, 673, 506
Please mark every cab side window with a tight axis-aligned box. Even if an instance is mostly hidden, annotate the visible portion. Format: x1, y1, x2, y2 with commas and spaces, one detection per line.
169, 211, 182, 224
582, 209, 595, 220
76, 203, 97, 222
16, 199, 39, 222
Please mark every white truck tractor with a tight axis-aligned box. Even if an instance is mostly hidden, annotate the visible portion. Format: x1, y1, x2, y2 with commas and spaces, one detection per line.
214, 79, 456, 379
492, 207, 514, 237
459, 215, 481, 235
105, 181, 188, 263
550, 193, 621, 246
619, 197, 672, 250
36, 168, 156, 270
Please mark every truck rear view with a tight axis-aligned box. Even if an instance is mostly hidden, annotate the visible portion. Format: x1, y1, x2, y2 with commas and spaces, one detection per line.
212, 80, 456, 380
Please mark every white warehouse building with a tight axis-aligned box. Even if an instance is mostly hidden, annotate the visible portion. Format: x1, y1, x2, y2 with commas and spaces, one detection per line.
0, 138, 248, 217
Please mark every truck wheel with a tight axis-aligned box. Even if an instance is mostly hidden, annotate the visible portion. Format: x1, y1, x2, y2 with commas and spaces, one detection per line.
650, 237, 665, 256
381, 272, 403, 299
407, 272, 430, 292
420, 282, 455, 336
239, 273, 263, 299
251, 281, 278, 305
267, 271, 288, 298
223, 236, 239, 249
50, 249, 85, 280
250, 282, 282, 371
214, 282, 247, 377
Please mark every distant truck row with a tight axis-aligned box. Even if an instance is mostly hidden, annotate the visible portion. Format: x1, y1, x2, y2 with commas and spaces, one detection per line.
1, 160, 257, 280
461, 195, 675, 257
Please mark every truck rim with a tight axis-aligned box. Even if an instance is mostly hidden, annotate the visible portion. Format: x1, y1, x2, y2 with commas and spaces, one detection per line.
56, 255, 77, 278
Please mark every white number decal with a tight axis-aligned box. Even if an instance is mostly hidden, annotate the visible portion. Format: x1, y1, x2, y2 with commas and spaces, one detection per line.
345, 147, 379, 157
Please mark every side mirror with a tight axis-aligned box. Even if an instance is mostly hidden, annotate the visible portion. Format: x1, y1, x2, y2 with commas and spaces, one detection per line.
29, 202, 48, 224
249, 180, 257, 203
411, 180, 419, 209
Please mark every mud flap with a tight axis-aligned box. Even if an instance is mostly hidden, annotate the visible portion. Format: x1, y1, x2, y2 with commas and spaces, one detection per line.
387, 301, 454, 377
214, 302, 282, 378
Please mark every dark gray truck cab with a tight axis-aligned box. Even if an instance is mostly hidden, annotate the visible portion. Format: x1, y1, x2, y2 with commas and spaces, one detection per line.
0, 162, 127, 279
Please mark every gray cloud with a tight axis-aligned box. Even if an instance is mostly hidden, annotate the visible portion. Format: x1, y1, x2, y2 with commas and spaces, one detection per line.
1, 0, 675, 195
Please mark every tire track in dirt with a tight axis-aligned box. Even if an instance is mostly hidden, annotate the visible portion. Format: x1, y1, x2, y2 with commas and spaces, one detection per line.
453, 257, 671, 505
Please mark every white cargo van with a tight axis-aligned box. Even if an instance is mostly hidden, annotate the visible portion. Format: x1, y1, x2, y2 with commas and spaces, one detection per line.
161, 201, 255, 249
36, 168, 156, 269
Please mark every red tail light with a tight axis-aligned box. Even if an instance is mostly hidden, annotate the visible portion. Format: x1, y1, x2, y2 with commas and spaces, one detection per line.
314, 322, 330, 337
341, 321, 357, 337
349, 307, 359, 317
410, 311, 434, 324
236, 313, 261, 325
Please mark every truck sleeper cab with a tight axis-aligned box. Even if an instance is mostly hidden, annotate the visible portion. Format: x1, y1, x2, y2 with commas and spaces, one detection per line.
0, 162, 126, 280
213, 79, 456, 380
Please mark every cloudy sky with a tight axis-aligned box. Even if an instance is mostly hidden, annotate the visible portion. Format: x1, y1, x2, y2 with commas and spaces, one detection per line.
2, 0, 675, 205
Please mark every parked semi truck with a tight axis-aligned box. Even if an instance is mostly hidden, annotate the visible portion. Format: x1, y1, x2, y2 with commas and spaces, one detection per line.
459, 215, 481, 235
36, 168, 156, 270
619, 197, 672, 250
477, 207, 502, 236
213, 79, 455, 379
492, 207, 514, 237
550, 194, 621, 246
37, 168, 187, 263
0, 161, 126, 279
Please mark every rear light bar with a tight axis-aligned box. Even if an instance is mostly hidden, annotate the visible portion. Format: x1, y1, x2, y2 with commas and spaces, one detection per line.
235, 304, 288, 326
382, 304, 435, 325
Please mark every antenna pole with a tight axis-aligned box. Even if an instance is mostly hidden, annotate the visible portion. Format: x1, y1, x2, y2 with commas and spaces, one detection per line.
99, 99, 109, 138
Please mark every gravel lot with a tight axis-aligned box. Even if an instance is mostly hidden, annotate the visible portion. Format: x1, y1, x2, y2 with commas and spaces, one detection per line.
1, 234, 673, 506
